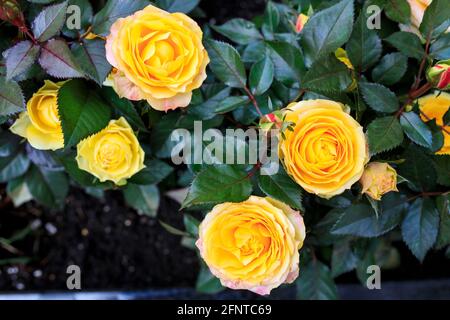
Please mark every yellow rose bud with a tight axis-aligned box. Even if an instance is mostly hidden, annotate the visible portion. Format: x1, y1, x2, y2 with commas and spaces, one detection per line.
105, 5, 209, 111
76, 117, 145, 185
418, 91, 450, 155
278, 99, 369, 199
10, 80, 64, 150
427, 60, 450, 90
196, 196, 305, 295
360, 162, 398, 201
295, 14, 309, 33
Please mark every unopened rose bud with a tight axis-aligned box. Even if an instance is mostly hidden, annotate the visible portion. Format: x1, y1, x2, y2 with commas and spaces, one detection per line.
0, 0, 24, 27
295, 14, 309, 33
427, 60, 450, 91
360, 162, 398, 201
259, 111, 283, 133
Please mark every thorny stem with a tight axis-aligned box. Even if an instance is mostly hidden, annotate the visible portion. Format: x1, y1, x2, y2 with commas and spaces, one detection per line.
243, 86, 264, 118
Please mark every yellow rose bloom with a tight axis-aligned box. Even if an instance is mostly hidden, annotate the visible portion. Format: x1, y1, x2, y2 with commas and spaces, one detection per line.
360, 162, 398, 201
196, 196, 305, 295
10, 80, 64, 151
278, 99, 369, 199
418, 91, 450, 155
76, 117, 145, 185
105, 5, 209, 111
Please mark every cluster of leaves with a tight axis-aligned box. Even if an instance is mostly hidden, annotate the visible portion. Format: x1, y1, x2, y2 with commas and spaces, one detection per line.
0, 0, 449, 299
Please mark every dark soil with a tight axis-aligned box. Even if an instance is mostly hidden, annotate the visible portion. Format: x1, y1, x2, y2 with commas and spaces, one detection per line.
0, 188, 199, 291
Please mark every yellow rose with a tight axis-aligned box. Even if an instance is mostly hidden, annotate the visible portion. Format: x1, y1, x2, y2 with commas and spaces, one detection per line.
76, 117, 145, 185
418, 91, 450, 155
10, 80, 64, 150
278, 99, 369, 199
196, 196, 305, 295
360, 162, 398, 201
105, 5, 209, 111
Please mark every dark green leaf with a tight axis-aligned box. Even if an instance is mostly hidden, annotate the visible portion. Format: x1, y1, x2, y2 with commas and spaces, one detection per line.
331, 240, 359, 277
385, 31, 425, 60
303, 54, 352, 92
3, 41, 40, 80
129, 159, 173, 185
39, 39, 84, 78
401, 197, 439, 262
258, 167, 304, 210
366, 116, 404, 155
249, 56, 274, 95
57, 79, 111, 148
436, 195, 450, 249
26, 165, 68, 207
419, 0, 450, 39
205, 40, 246, 88
430, 33, 450, 60
0, 152, 30, 183
384, 0, 411, 24
300, 0, 354, 66
266, 40, 306, 85
371, 53, 408, 85
212, 19, 262, 45
0, 78, 25, 116
72, 39, 112, 85
123, 184, 160, 217
32, 0, 68, 42
155, 0, 199, 13
215, 96, 249, 114
434, 156, 450, 186
188, 87, 231, 120
297, 260, 338, 300
399, 146, 437, 192
196, 264, 224, 294
183, 214, 200, 236
360, 82, 398, 113
182, 165, 252, 208
400, 112, 433, 149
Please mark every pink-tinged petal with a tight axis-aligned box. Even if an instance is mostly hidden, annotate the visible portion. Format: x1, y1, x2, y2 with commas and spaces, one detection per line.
111, 71, 145, 101
105, 18, 125, 68
437, 69, 450, 89
285, 266, 299, 284
145, 91, 192, 112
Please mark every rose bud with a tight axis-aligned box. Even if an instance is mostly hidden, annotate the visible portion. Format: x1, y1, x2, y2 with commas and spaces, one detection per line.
295, 14, 309, 33
360, 162, 399, 201
427, 60, 450, 90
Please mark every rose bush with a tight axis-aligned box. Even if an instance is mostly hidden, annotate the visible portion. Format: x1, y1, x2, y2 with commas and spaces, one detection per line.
0, 0, 449, 299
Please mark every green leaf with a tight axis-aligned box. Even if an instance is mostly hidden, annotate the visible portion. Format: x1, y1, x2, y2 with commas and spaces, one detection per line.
385, 32, 425, 60
332, 193, 406, 237
3, 40, 40, 80
205, 40, 246, 88
266, 40, 306, 85
436, 195, 450, 249
26, 165, 69, 207
296, 260, 338, 300
182, 165, 252, 208
303, 54, 352, 92
433, 155, 450, 187
346, 8, 382, 71
331, 240, 359, 277
430, 33, 450, 60
155, 0, 199, 13
215, 96, 249, 114
100, 87, 146, 131
249, 56, 274, 95
419, 0, 450, 39
0, 78, 25, 116
384, 0, 411, 24
300, 0, 354, 66
360, 82, 399, 113
400, 112, 433, 149
183, 214, 200, 236
196, 264, 224, 294
32, 0, 68, 42
61, 156, 102, 187
0, 132, 20, 157
57, 79, 111, 148
366, 116, 404, 155
39, 39, 84, 78
129, 159, 173, 185
371, 53, 408, 85
399, 146, 437, 192
212, 19, 262, 45
263, 1, 280, 33
401, 197, 439, 262
92, 0, 148, 36
0, 152, 30, 183
258, 167, 304, 210
71, 39, 112, 85
188, 87, 231, 120
123, 184, 160, 217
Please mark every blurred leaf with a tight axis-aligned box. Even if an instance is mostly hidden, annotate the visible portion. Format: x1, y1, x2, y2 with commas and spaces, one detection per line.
183, 214, 200, 236
401, 197, 439, 262
196, 264, 224, 294
399, 146, 437, 192
430, 33, 450, 60
212, 18, 262, 45
433, 155, 450, 187
32, 0, 68, 41
400, 112, 433, 149
205, 40, 246, 88
360, 82, 398, 113
124, 184, 159, 217
182, 165, 252, 209
300, 0, 354, 66
39, 39, 84, 78
371, 53, 408, 85
26, 165, 69, 207
58, 79, 111, 148
297, 259, 338, 300
331, 240, 359, 277
3, 40, 40, 80
367, 116, 404, 155
0, 152, 30, 183
436, 194, 450, 249
215, 95, 249, 114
